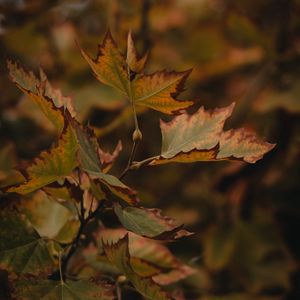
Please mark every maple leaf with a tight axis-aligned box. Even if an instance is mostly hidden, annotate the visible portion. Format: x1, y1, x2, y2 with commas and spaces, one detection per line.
39, 69, 77, 118
8, 125, 78, 194
7, 61, 76, 133
80, 30, 129, 95
100, 228, 196, 286
0, 211, 54, 275
131, 70, 194, 114
80, 30, 194, 115
127, 31, 148, 73
13, 278, 115, 300
103, 234, 173, 300
150, 103, 275, 165
71, 120, 138, 205
114, 202, 192, 240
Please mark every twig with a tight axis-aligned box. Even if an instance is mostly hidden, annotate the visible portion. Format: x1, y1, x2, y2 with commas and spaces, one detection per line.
116, 282, 122, 300
60, 201, 105, 276
80, 196, 85, 221
119, 140, 139, 180
58, 251, 64, 285
119, 66, 142, 180
131, 155, 159, 169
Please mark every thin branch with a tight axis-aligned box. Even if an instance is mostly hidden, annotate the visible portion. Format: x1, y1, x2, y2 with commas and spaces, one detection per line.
116, 282, 122, 300
119, 140, 139, 180
119, 66, 142, 180
88, 195, 95, 216
131, 155, 160, 169
60, 201, 105, 276
127, 62, 139, 132
58, 251, 64, 285
80, 196, 85, 221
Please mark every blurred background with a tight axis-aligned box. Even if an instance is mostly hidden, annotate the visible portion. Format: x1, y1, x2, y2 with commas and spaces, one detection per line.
1, 0, 300, 299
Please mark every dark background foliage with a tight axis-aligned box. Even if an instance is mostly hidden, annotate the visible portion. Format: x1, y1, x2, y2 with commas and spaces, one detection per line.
1, 0, 300, 299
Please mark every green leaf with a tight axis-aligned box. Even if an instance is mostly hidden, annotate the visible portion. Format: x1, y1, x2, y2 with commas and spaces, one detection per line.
80, 30, 129, 95
71, 120, 102, 173
71, 121, 138, 205
13, 278, 115, 300
0, 211, 54, 275
103, 234, 172, 300
150, 103, 275, 165
114, 203, 192, 239
8, 125, 78, 194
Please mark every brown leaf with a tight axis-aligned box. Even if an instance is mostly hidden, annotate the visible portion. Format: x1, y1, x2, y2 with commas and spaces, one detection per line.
131, 70, 194, 114
7, 61, 76, 134
103, 234, 173, 300
98, 140, 122, 173
100, 228, 196, 285
150, 103, 275, 165
127, 31, 148, 73
80, 30, 129, 95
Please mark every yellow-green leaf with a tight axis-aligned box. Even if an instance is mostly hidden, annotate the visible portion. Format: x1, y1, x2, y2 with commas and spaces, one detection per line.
103, 234, 172, 300
150, 103, 275, 165
81, 31, 194, 115
0, 210, 54, 275
114, 203, 192, 239
101, 228, 196, 286
131, 70, 194, 114
80, 30, 129, 95
8, 125, 78, 194
71, 121, 138, 205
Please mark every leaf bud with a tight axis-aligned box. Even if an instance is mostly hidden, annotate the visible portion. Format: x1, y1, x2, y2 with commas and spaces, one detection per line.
132, 128, 143, 142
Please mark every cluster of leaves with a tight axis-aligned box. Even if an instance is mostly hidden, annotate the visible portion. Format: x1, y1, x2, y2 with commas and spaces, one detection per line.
0, 28, 275, 300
